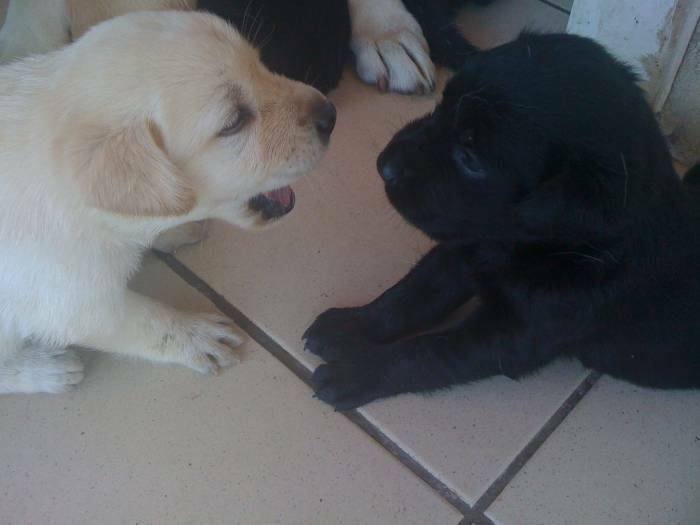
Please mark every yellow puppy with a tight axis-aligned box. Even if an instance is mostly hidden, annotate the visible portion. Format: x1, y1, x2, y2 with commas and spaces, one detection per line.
0, 11, 336, 393
0, 0, 193, 62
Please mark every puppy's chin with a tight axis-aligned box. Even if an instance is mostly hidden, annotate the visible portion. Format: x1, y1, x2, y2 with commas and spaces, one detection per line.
385, 184, 431, 232
384, 186, 466, 242
241, 169, 313, 228
217, 187, 296, 230
238, 145, 328, 229
247, 186, 296, 225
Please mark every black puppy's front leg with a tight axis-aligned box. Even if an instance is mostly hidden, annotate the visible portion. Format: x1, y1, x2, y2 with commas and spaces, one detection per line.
304, 243, 477, 361
312, 306, 559, 410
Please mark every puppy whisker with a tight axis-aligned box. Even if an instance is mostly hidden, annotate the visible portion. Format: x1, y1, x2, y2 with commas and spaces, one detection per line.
550, 251, 606, 265
620, 153, 629, 208
454, 86, 488, 127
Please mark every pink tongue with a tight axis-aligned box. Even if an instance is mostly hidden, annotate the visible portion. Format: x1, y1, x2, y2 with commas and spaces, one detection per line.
265, 186, 293, 208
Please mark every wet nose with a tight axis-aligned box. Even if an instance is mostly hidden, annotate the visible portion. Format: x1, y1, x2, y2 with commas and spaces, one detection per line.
311, 98, 337, 141
377, 147, 404, 184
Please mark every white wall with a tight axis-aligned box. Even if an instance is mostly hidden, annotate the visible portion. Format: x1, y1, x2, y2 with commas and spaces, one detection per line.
568, 0, 700, 165
660, 21, 700, 165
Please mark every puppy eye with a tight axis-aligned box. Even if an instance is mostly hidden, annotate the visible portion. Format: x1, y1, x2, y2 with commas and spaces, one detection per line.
453, 146, 485, 179
219, 106, 253, 137
458, 129, 475, 146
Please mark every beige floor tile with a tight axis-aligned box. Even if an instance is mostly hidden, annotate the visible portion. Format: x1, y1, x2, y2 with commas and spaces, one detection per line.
0, 257, 461, 525
487, 377, 700, 525
170, 2, 582, 506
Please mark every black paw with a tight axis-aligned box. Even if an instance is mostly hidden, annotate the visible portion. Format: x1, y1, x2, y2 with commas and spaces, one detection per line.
311, 358, 386, 411
303, 307, 376, 361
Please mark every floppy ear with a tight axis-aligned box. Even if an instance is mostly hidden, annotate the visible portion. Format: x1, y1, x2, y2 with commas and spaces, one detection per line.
61, 119, 196, 217
514, 148, 621, 244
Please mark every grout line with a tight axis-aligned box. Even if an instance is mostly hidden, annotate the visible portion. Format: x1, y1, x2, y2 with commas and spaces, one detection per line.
156, 251, 595, 525
535, 0, 571, 15
471, 371, 601, 514
346, 408, 495, 523
458, 516, 497, 525
155, 250, 488, 519
154, 251, 312, 382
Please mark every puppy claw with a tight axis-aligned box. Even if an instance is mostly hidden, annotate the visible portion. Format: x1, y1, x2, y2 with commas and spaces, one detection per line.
351, 2, 436, 95
0, 347, 85, 394
303, 307, 378, 361
311, 361, 384, 411
167, 313, 244, 375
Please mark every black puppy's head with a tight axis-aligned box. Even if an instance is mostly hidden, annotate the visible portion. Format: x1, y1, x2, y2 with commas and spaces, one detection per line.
378, 33, 677, 244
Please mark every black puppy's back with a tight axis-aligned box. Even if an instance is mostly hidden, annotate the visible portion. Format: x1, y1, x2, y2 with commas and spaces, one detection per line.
684, 164, 700, 187
200, 0, 497, 93
199, 0, 350, 93
403, 0, 497, 68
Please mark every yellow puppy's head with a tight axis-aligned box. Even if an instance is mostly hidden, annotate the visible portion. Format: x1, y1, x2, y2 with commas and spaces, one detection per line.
52, 11, 336, 228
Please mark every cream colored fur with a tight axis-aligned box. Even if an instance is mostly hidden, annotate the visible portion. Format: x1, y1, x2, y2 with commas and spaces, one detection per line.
0, 0, 436, 94
348, 0, 436, 94
0, 0, 193, 63
0, 11, 330, 393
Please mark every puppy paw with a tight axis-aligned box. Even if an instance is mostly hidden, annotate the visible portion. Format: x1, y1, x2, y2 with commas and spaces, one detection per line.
303, 307, 377, 361
312, 358, 386, 411
350, 0, 435, 94
153, 221, 209, 253
0, 347, 84, 394
168, 313, 243, 375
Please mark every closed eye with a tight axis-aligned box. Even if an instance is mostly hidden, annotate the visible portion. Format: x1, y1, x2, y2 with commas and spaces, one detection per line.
458, 129, 475, 146
219, 105, 253, 137
453, 146, 485, 179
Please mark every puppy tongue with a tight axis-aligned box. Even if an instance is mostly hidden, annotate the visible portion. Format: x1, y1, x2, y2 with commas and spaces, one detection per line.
265, 186, 293, 209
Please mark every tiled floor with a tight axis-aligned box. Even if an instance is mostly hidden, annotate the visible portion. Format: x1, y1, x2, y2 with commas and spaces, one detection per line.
2, 1, 699, 525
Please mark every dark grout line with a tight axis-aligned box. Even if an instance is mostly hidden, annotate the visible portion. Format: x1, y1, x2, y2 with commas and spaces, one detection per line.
156, 250, 597, 525
345, 408, 496, 523
471, 371, 601, 514
535, 0, 571, 15
155, 250, 487, 519
458, 516, 497, 525
154, 250, 312, 382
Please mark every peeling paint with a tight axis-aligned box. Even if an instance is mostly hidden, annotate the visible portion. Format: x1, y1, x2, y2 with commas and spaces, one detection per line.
569, 0, 699, 164
568, 0, 676, 85
660, 20, 700, 165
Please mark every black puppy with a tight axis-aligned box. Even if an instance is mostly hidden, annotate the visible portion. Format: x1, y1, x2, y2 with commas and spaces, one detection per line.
403, 0, 495, 69
304, 32, 700, 410
198, 0, 350, 94
199, 0, 495, 93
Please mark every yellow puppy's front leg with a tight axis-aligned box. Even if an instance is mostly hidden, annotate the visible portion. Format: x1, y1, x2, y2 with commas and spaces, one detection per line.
79, 291, 242, 375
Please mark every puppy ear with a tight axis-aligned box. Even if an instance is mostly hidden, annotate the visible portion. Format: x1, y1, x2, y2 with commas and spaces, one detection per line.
62, 119, 196, 217
514, 149, 620, 244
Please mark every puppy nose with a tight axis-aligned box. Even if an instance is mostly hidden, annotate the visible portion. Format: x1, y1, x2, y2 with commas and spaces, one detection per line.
311, 98, 337, 140
377, 149, 402, 184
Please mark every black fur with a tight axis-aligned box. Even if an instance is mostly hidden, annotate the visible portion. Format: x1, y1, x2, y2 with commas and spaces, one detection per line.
199, 0, 351, 93
402, 0, 493, 69
304, 33, 700, 410
684, 164, 700, 187
199, 0, 495, 93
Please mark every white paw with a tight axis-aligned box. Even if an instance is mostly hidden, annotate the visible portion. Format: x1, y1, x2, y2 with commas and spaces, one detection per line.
169, 314, 243, 375
153, 221, 209, 253
349, 0, 436, 94
0, 347, 84, 394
